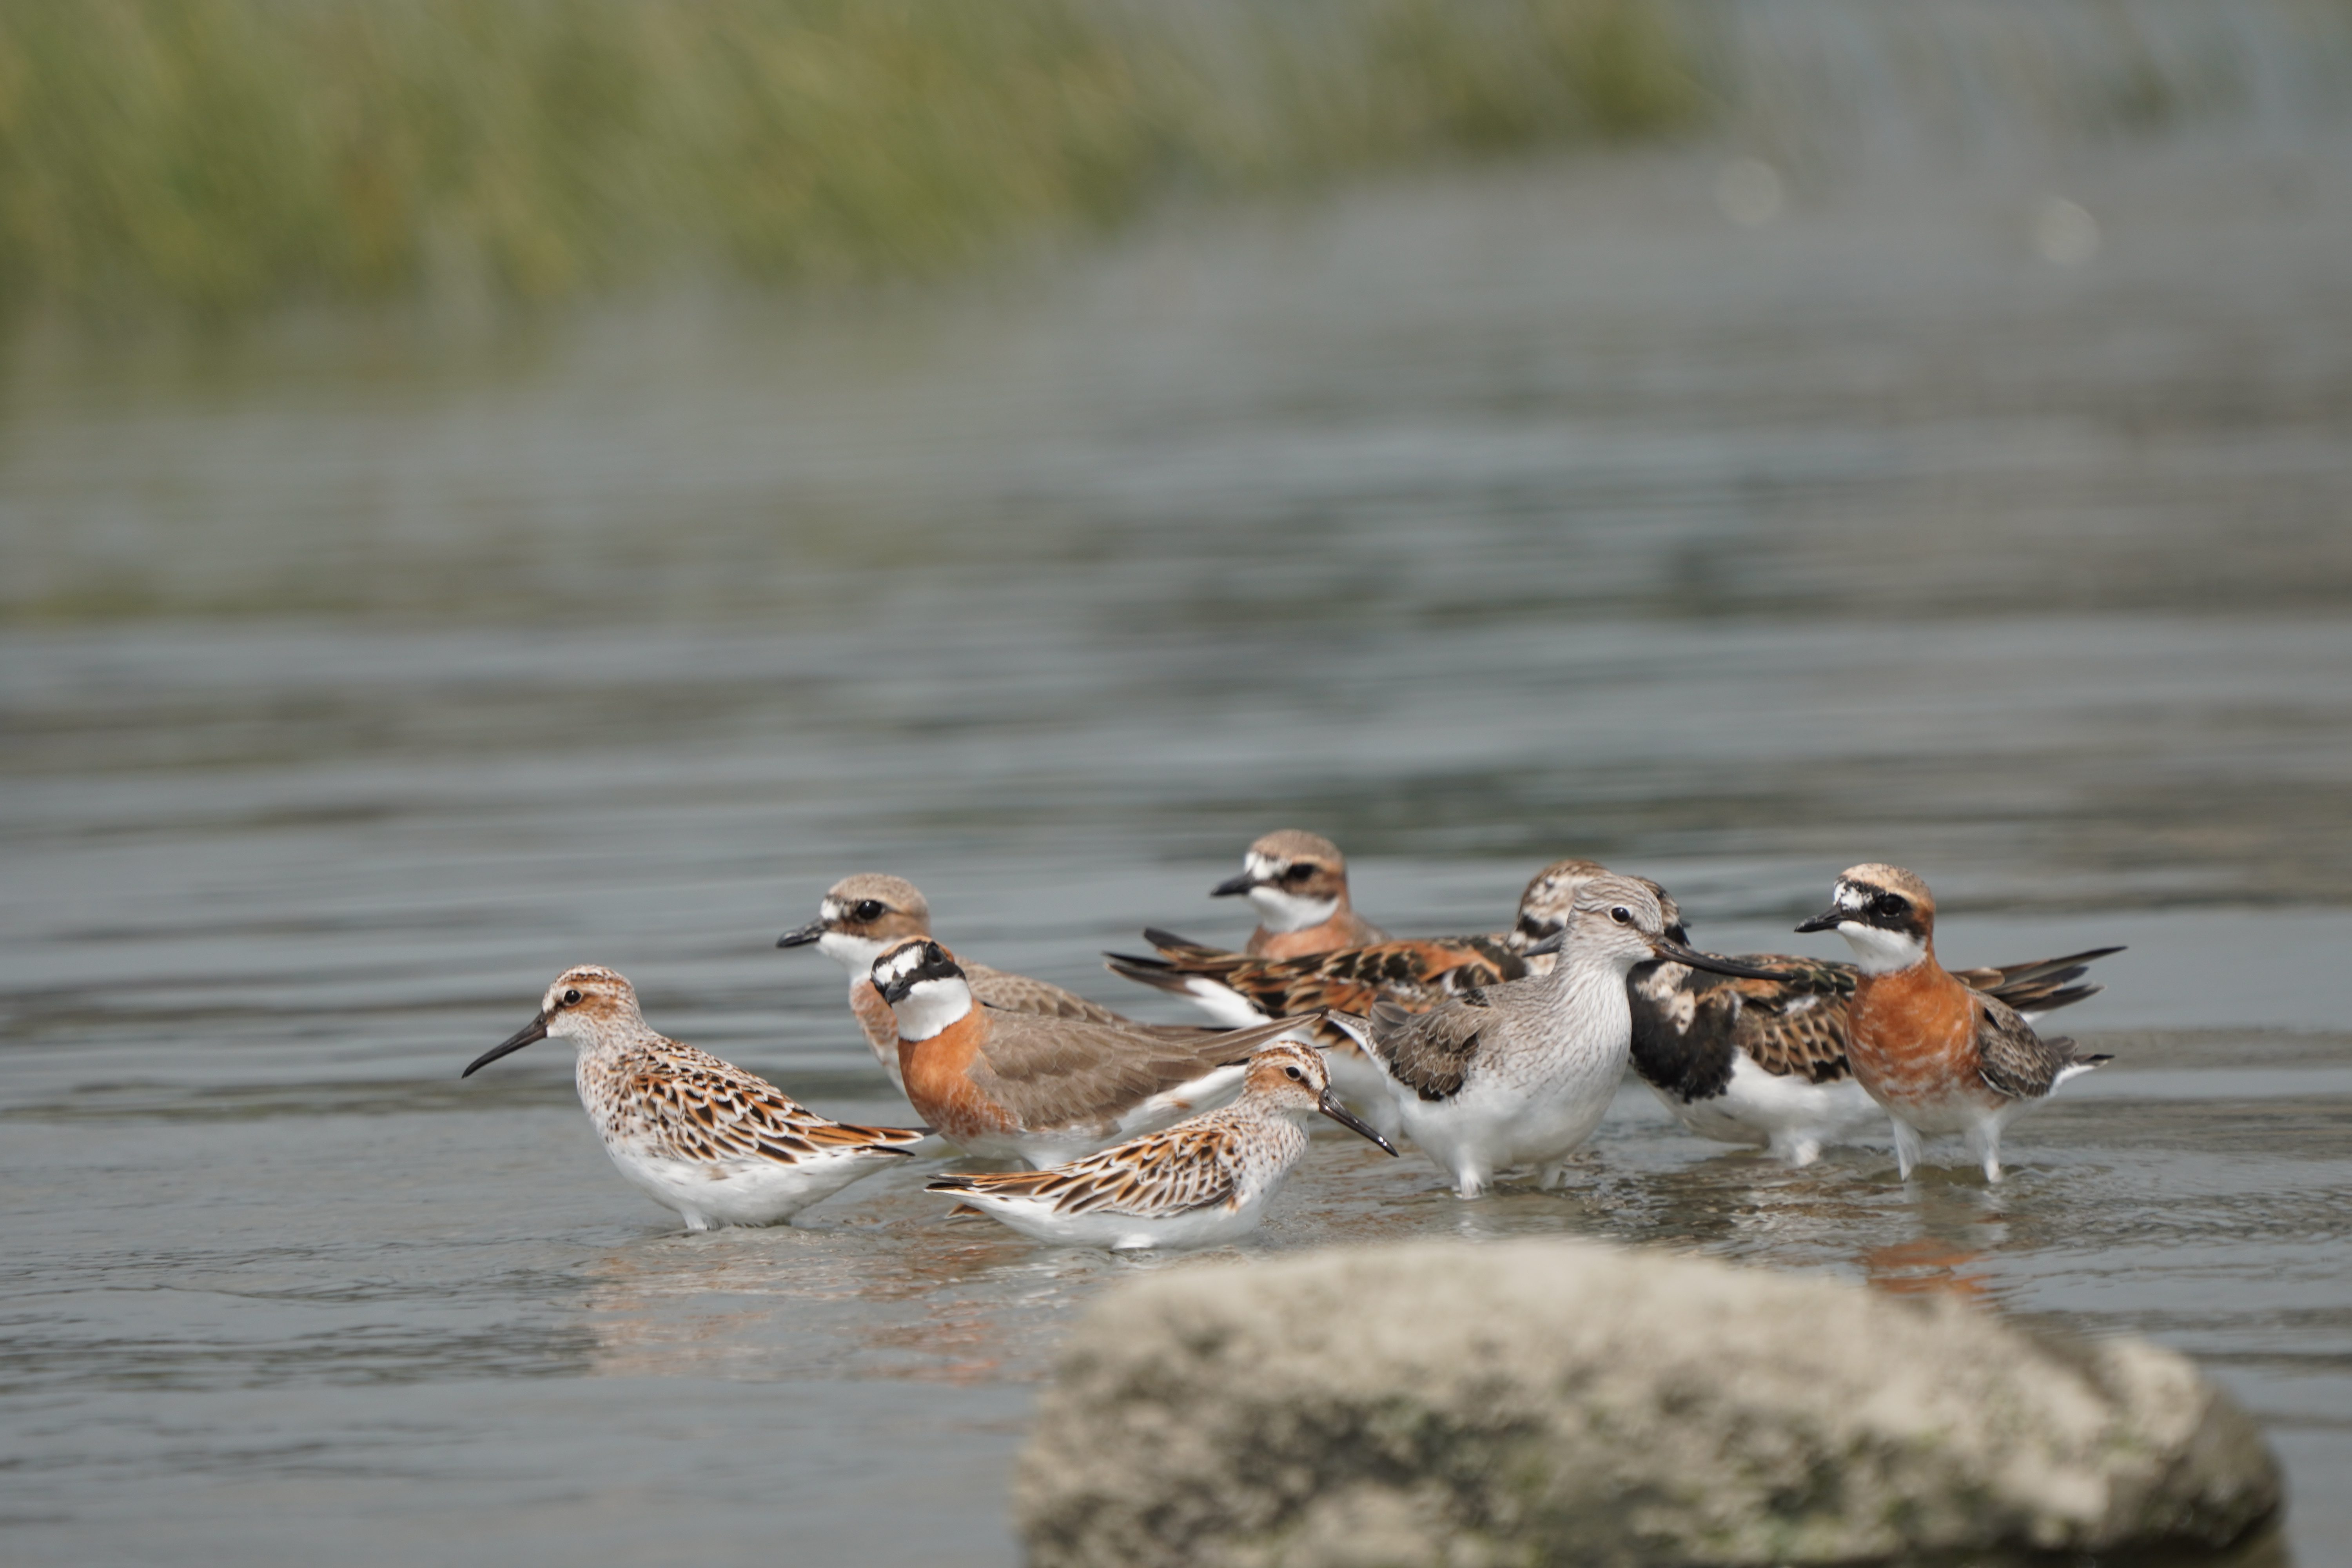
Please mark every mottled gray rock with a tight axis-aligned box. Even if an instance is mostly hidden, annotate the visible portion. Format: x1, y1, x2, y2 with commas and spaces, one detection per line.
1016, 1239, 2280, 1568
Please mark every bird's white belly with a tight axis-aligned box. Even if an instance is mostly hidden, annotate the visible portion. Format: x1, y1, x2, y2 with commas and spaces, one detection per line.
602, 1141, 883, 1229
1396, 1045, 1621, 1178
1659, 1057, 1882, 1158
971, 1189, 1267, 1251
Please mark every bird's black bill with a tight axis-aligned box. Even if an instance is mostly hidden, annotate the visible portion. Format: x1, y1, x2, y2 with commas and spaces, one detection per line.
1650, 936, 1794, 981
775, 920, 826, 949
1793, 907, 1846, 934
463, 1013, 549, 1078
1211, 871, 1257, 898
1318, 1090, 1399, 1156
1524, 929, 1566, 956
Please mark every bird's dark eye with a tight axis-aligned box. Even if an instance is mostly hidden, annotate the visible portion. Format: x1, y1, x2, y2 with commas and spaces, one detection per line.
1284, 1065, 1304, 1081
1283, 864, 1315, 884
1610, 906, 1633, 925
852, 900, 884, 922
563, 988, 581, 1005
1873, 893, 1908, 918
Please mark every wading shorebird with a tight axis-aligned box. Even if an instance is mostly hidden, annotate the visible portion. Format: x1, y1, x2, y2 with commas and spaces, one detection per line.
870, 939, 1325, 1169
924, 1040, 1396, 1250
1105, 857, 1619, 1028
1630, 942, 2121, 1167
1334, 873, 1788, 1198
1794, 864, 2113, 1182
1105, 858, 1621, 1140
1202, 830, 1388, 959
777, 874, 1208, 1093
463, 965, 926, 1230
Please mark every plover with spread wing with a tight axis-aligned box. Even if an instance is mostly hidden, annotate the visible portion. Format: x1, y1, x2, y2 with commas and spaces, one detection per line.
463, 965, 926, 1230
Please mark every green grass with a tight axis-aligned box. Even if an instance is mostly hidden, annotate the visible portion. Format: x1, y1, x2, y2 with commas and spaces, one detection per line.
0, 0, 1696, 322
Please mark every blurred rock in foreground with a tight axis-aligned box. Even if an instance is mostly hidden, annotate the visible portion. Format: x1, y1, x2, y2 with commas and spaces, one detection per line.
1016, 1238, 2281, 1567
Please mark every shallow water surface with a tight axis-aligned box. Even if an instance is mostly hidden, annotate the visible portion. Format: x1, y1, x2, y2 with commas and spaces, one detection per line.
5, 85, 2352, 1568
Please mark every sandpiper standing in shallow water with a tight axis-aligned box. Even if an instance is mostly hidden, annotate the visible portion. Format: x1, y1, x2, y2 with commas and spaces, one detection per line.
869, 938, 1321, 1168
464, 965, 926, 1230
1336, 873, 1788, 1198
777, 873, 1202, 1093
1105, 857, 1618, 1140
926, 1040, 1396, 1250
1203, 830, 1388, 959
1795, 865, 2112, 1182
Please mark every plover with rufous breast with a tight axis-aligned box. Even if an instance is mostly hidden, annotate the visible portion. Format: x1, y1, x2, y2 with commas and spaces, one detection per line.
1794, 865, 2113, 1182
463, 965, 926, 1230
777, 873, 1210, 1093
1332, 873, 1789, 1198
1630, 939, 2122, 1167
924, 1039, 1396, 1250
869, 938, 1323, 1169
1202, 830, 1388, 959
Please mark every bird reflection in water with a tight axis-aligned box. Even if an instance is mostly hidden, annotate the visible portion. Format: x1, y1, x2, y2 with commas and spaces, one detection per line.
1860, 1235, 1993, 1301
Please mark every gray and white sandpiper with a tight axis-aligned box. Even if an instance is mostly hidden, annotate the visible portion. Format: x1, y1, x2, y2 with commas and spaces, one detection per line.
1334, 873, 1786, 1198
1105, 856, 1619, 1142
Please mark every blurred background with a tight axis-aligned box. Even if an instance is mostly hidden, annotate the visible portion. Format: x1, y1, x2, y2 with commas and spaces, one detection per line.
4, 2, 2350, 1564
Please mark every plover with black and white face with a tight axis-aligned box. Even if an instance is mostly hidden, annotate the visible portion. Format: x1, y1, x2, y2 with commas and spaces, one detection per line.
463, 965, 926, 1230
925, 1040, 1396, 1251
1333, 873, 1788, 1198
777, 873, 1204, 1093
1794, 864, 2113, 1182
869, 938, 1322, 1169
1628, 940, 2122, 1168
1203, 830, 1388, 959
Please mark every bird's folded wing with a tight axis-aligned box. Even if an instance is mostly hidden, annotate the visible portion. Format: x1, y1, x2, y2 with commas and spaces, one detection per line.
938, 1123, 1240, 1217
1368, 991, 1492, 1100
1973, 993, 2076, 1100
634, 1046, 923, 1161
968, 1013, 1313, 1126
967, 961, 1143, 1025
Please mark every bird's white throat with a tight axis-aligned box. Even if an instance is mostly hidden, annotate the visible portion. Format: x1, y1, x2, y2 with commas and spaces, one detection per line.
890, 976, 973, 1041
1837, 922, 1927, 976
818, 930, 888, 975
1247, 886, 1338, 933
